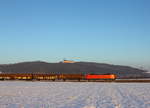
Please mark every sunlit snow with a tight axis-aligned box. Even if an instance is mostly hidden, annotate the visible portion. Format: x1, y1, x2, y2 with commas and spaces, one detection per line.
0, 81, 150, 108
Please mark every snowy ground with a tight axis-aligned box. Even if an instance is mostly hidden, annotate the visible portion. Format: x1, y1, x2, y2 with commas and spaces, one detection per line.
0, 81, 150, 108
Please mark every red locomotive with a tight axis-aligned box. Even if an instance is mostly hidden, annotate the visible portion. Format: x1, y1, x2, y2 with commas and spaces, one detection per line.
86, 74, 117, 80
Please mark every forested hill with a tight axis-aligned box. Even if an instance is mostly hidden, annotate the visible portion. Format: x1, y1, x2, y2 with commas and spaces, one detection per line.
0, 61, 149, 78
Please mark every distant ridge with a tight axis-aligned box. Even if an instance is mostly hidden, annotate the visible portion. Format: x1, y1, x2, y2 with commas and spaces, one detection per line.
0, 61, 149, 78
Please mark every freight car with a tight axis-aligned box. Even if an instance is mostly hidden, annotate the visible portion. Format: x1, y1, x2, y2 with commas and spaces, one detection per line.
0, 74, 33, 80
33, 74, 58, 81
0, 73, 117, 81
59, 74, 84, 81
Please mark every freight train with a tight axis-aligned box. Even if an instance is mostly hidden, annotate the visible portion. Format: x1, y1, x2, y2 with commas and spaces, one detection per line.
0, 74, 117, 81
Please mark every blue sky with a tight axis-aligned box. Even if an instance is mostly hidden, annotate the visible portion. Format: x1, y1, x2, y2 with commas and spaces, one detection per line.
0, 0, 150, 70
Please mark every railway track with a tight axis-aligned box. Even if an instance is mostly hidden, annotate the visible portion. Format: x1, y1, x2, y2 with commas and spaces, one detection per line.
1, 79, 150, 83
114, 79, 150, 83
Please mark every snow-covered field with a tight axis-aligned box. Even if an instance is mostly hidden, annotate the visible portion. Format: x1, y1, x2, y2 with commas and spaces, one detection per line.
0, 81, 150, 108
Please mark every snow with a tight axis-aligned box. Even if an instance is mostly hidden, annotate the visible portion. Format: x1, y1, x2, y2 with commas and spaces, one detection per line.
0, 81, 150, 108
